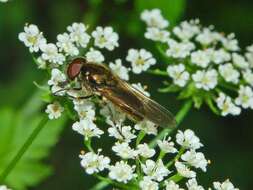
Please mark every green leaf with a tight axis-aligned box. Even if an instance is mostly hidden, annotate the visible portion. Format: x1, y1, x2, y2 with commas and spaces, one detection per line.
0, 108, 67, 190
135, 0, 186, 26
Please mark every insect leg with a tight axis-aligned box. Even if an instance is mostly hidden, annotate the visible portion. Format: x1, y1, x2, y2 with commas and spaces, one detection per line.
75, 94, 94, 99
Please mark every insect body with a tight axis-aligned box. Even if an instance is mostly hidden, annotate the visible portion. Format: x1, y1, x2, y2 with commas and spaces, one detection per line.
67, 57, 176, 128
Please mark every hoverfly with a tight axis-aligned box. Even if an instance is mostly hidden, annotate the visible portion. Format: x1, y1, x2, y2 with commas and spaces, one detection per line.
66, 57, 176, 128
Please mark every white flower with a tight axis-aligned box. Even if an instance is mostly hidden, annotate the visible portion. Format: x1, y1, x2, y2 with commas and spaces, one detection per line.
126, 49, 156, 74
167, 64, 190, 87
108, 125, 136, 143
213, 179, 239, 190
0, 0, 8, 2
36, 57, 47, 69
139, 177, 159, 190
18, 24, 46, 52
56, 33, 79, 56
216, 93, 241, 116
165, 181, 184, 190
247, 44, 253, 53
137, 143, 155, 158
175, 161, 196, 178
141, 159, 170, 182
210, 49, 231, 64
132, 83, 150, 97
245, 46, 253, 68
186, 178, 204, 190
72, 119, 104, 139
144, 27, 170, 42
166, 39, 195, 58
235, 85, 253, 109
157, 137, 177, 154
109, 59, 129, 80
74, 101, 96, 120
92, 26, 119, 51
85, 48, 105, 63
176, 129, 203, 150
135, 120, 157, 135
221, 33, 239, 51
243, 69, 253, 86
80, 151, 110, 174
173, 20, 200, 41
141, 9, 169, 29
48, 68, 66, 95
109, 161, 136, 183
232, 53, 249, 69
67, 22, 90, 48
195, 28, 218, 46
192, 69, 218, 91
45, 101, 64, 120
112, 142, 137, 159
191, 50, 211, 68
218, 63, 240, 84
48, 68, 66, 86
181, 150, 208, 172
40, 43, 65, 65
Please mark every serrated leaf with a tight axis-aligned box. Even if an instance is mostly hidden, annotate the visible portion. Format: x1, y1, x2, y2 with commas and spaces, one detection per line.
135, 0, 186, 26
0, 108, 67, 190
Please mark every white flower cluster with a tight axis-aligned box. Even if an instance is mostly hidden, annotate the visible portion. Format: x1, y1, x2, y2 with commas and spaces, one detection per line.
75, 103, 238, 190
20, 21, 239, 190
19, 23, 119, 66
141, 9, 253, 117
19, 23, 125, 119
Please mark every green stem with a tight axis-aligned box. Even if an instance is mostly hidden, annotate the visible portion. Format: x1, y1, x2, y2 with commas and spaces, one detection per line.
161, 173, 183, 187
149, 100, 193, 148
157, 150, 166, 161
136, 131, 146, 146
93, 174, 137, 190
166, 147, 185, 168
90, 181, 109, 190
0, 116, 49, 183
84, 138, 94, 152
168, 173, 183, 183
146, 69, 168, 76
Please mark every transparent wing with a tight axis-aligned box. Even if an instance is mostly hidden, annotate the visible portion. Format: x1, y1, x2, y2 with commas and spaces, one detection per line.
120, 81, 177, 128
98, 77, 176, 128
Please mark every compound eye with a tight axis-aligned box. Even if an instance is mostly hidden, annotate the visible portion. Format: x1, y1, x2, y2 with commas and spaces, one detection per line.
67, 58, 85, 80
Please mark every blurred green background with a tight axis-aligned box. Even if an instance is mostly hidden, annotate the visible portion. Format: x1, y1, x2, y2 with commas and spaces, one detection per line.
0, 0, 253, 189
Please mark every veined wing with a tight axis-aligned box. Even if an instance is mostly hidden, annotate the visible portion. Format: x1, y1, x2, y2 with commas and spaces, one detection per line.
97, 77, 176, 128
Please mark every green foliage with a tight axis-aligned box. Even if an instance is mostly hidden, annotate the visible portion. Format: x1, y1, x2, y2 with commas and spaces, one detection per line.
135, 0, 186, 26
0, 108, 67, 190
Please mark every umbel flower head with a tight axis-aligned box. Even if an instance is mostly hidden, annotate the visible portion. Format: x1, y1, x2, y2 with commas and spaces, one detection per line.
140, 9, 253, 117
19, 20, 239, 189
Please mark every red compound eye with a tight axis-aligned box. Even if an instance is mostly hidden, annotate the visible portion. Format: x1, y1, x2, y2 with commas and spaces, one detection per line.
67, 58, 86, 80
